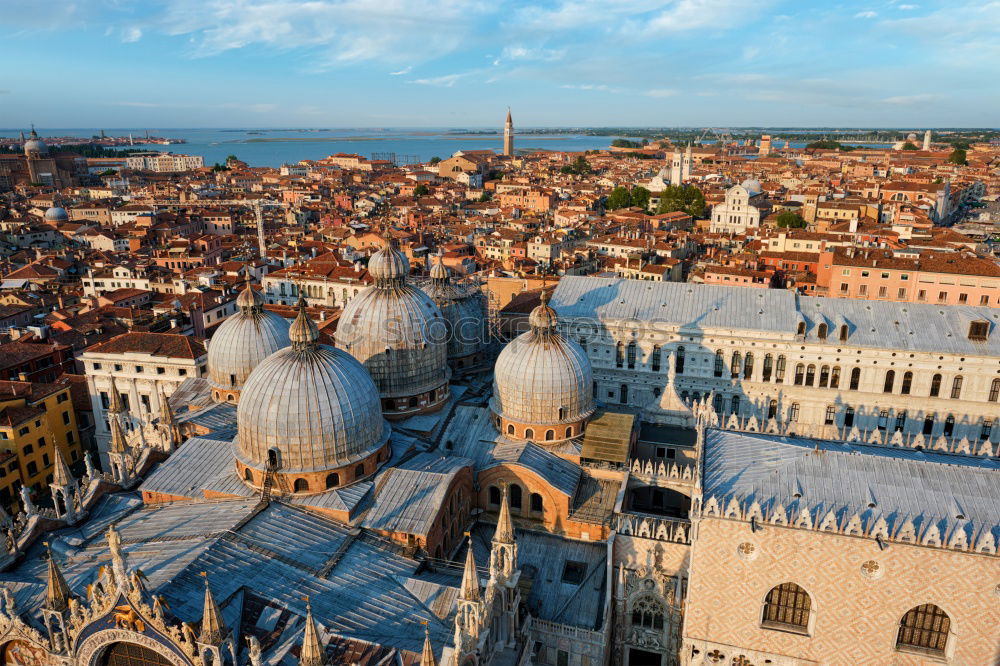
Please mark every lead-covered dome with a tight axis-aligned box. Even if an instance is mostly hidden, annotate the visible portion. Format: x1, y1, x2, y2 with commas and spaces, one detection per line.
491, 290, 594, 443
44, 206, 68, 222
23, 128, 47, 156
235, 298, 390, 488
208, 280, 291, 403
336, 230, 450, 418
423, 254, 488, 371
740, 178, 762, 195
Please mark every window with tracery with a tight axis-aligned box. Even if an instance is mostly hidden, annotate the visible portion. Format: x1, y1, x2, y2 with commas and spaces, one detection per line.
761, 582, 811, 632
630, 596, 666, 631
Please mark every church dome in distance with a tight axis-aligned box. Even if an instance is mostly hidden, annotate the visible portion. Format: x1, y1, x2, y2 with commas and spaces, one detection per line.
44, 206, 68, 222
236, 297, 390, 491
208, 280, 291, 403
423, 253, 488, 371
490, 289, 594, 443
23, 128, 47, 155
740, 178, 762, 195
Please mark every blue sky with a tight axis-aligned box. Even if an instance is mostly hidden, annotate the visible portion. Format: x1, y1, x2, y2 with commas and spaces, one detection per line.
2, 0, 997, 128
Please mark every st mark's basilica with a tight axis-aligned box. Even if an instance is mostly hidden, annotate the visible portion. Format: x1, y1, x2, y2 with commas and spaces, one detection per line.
0, 233, 997, 666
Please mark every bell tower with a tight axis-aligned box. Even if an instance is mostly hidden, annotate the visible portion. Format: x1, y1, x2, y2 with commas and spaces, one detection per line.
503, 108, 514, 157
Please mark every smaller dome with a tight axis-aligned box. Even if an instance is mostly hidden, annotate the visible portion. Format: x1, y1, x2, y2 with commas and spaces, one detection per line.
528, 290, 557, 333
289, 296, 320, 348
23, 129, 47, 155
44, 207, 68, 222
429, 254, 449, 281
368, 230, 409, 283
236, 281, 264, 309
740, 178, 761, 195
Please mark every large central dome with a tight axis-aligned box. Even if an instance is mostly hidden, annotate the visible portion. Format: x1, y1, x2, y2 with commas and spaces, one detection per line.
235, 298, 390, 493
335, 230, 450, 419
208, 280, 291, 403
491, 290, 594, 444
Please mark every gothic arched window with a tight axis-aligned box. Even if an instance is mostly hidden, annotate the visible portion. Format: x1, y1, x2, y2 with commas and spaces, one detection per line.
530, 493, 543, 513
509, 484, 523, 510
630, 596, 665, 631
488, 485, 501, 506
714, 350, 724, 377
850, 367, 861, 390
762, 354, 773, 381
731, 351, 741, 378
896, 604, 950, 656
762, 583, 812, 633
743, 352, 754, 379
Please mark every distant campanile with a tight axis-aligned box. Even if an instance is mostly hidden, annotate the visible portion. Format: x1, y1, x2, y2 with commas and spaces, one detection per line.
503, 108, 514, 157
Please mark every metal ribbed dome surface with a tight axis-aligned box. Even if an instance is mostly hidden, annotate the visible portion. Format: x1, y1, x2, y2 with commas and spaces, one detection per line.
336, 285, 449, 398
236, 344, 389, 472
424, 280, 487, 361
368, 243, 410, 281
208, 308, 291, 392
44, 206, 68, 222
491, 299, 594, 425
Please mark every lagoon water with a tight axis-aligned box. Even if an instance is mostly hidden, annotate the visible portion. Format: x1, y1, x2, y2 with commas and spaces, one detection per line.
0, 127, 633, 168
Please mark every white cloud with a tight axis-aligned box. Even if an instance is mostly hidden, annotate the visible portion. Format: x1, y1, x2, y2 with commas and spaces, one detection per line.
854, 10, 878, 19
411, 73, 465, 87
122, 26, 143, 42
560, 83, 624, 93
497, 45, 566, 64
897, 4, 918, 9
152, 0, 493, 65
389, 66, 412, 76
514, 0, 775, 35
881, 94, 934, 105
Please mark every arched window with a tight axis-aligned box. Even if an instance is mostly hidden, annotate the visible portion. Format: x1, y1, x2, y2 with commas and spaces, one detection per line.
731, 351, 742, 378
830, 366, 841, 389
839, 324, 849, 342
796, 321, 806, 336
896, 604, 950, 656
267, 448, 280, 470
558, 406, 566, 420
293, 478, 309, 492
793, 364, 805, 385
714, 350, 724, 377
817, 323, 828, 340
818, 365, 829, 388
929, 373, 942, 397
355, 463, 365, 480
509, 484, 522, 510
675, 346, 685, 374
762, 354, 773, 382
990, 378, 1000, 402
883, 370, 895, 393
488, 485, 501, 506
545, 429, 554, 441
805, 364, 816, 386
943, 415, 955, 437
950, 375, 962, 399
767, 399, 778, 419
775, 355, 786, 383
99, 642, 174, 666
850, 367, 861, 390
901, 371, 913, 395
762, 583, 812, 633
615, 342, 624, 368
626, 342, 637, 369
743, 352, 754, 379
565, 426, 573, 438
923, 414, 935, 435
525, 428, 534, 440
651, 345, 661, 372
244, 468, 253, 482
713, 393, 723, 414
620, 383, 628, 403
630, 596, 665, 631
530, 493, 543, 513
507, 423, 515, 435
325, 473, 339, 489
408, 396, 418, 408
844, 406, 855, 427
730, 395, 741, 415
788, 403, 800, 422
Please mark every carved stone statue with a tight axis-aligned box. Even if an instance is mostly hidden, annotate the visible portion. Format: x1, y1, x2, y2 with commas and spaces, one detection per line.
246, 635, 262, 666
19, 487, 35, 516
84, 452, 96, 480
2, 585, 16, 614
